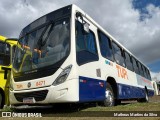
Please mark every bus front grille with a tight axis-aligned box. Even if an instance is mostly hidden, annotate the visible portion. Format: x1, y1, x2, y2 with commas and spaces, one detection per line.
14, 90, 48, 102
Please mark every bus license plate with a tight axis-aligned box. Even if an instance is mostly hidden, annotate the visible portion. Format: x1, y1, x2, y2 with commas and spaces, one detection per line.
23, 97, 35, 103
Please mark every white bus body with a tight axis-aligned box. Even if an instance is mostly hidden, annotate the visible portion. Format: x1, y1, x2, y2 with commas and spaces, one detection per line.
10, 4, 154, 106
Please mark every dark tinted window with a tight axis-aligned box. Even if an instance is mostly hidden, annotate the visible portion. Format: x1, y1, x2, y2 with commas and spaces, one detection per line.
0, 41, 5, 53
142, 65, 147, 78
112, 42, 125, 67
146, 69, 151, 80
76, 20, 98, 65
138, 62, 144, 76
132, 57, 139, 74
98, 30, 113, 61
124, 51, 134, 71
0, 41, 10, 66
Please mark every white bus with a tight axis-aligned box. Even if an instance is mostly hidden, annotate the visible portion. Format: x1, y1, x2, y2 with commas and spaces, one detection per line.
10, 4, 154, 106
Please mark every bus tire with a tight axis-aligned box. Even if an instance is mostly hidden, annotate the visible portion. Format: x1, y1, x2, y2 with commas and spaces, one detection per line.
102, 82, 115, 107
115, 99, 121, 105
0, 93, 4, 109
137, 90, 149, 103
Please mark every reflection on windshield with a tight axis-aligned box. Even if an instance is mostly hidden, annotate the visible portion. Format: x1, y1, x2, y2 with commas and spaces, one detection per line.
13, 18, 70, 72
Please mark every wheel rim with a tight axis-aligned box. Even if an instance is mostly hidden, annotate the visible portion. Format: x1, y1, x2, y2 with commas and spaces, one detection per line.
145, 91, 149, 101
105, 89, 114, 106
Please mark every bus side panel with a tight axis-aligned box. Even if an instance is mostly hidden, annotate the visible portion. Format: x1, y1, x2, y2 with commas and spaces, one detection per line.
117, 83, 146, 99
0, 69, 6, 91
136, 74, 153, 90
79, 76, 106, 102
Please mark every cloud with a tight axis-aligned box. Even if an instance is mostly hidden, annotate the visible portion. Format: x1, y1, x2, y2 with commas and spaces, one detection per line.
0, 0, 160, 68
0, 0, 68, 37
75, 0, 160, 65
0, 0, 40, 37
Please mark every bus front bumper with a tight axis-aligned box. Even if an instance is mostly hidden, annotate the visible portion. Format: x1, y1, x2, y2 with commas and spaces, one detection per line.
9, 79, 79, 105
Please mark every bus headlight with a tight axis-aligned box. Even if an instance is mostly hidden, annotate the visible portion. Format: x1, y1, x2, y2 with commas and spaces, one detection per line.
52, 65, 72, 86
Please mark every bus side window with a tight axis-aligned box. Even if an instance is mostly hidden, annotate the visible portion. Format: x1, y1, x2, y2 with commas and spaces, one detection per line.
112, 42, 125, 67
137, 62, 143, 76
142, 66, 145, 77
0, 41, 10, 66
142, 66, 148, 79
98, 30, 114, 61
147, 69, 151, 80
132, 57, 139, 74
76, 20, 98, 65
124, 51, 134, 71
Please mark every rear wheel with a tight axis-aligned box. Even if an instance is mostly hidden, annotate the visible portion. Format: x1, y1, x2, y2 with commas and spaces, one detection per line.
137, 90, 149, 102
0, 93, 4, 109
115, 99, 121, 105
102, 83, 115, 107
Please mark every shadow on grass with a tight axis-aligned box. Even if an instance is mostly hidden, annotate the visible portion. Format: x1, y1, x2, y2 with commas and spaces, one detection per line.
10, 103, 102, 117
12, 102, 98, 114
6, 101, 149, 117
12, 101, 137, 113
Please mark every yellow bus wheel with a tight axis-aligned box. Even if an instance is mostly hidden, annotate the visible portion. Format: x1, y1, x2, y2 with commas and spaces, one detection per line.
0, 93, 4, 109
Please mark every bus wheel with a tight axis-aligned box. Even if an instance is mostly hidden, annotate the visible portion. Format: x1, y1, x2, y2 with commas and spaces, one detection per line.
102, 83, 115, 107
137, 90, 149, 102
115, 99, 121, 105
0, 93, 4, 109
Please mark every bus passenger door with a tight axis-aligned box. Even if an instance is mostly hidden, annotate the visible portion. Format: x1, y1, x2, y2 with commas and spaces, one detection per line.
75, 16, 105, 102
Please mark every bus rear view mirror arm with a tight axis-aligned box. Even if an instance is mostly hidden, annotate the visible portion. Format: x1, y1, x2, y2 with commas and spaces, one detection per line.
1, 67, 11, 79
76, 12, 90, 34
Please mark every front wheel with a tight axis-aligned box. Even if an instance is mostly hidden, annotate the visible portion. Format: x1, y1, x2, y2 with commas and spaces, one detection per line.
101, 83, 115, 107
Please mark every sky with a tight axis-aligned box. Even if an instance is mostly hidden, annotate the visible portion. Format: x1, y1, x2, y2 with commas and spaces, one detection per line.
0, 0, 160, 79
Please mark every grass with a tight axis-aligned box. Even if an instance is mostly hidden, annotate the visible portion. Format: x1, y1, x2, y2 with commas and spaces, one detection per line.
0, 102, 160, 112
1, 105, 14, 112
0, 100, 160, 119
82, 102, 160, 111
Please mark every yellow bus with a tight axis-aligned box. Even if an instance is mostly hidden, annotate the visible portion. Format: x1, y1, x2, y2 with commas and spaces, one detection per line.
0, 35, 17, 108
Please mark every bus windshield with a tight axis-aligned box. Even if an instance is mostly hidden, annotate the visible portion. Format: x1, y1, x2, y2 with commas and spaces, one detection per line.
13, 18, 70, 72
0, 41, 10, 66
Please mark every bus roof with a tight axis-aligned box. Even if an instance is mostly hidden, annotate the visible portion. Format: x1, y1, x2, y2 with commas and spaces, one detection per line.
0, 35, 17, 45
0, 35, 7, 41
5, 38, 18, 45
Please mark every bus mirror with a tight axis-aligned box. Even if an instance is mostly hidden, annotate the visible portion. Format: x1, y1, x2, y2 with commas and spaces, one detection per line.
76, 12, 90, 34
1, 67, 11, 79
83, 23, 90, 34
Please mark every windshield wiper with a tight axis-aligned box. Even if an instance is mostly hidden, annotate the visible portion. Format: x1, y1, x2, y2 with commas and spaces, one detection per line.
37, 23, 54, 50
